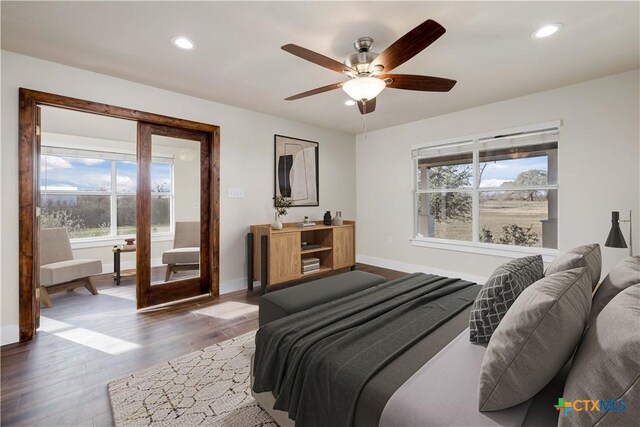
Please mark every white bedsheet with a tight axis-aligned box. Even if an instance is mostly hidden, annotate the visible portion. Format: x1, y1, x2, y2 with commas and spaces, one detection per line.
379, 329, 532, 427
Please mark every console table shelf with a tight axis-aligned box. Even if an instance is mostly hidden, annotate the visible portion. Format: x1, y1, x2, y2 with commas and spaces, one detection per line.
249, 221, 355, 291
301, 246, 332, 255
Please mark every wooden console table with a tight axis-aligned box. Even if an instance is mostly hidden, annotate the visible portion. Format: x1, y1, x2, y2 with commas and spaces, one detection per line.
248, 221, 355, 292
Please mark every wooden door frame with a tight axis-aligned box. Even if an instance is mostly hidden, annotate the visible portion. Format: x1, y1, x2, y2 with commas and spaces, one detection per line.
18, 88, 220, 341
136, 123, 213, 308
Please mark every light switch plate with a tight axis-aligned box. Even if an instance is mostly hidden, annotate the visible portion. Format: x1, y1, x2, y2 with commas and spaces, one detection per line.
228, 188, 245, 198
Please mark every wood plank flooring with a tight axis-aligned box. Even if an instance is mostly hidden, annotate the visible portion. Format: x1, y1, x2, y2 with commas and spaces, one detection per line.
1, 264, 406, 427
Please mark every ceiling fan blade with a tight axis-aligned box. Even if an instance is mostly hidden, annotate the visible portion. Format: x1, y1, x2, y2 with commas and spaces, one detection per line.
282, 44, 354, 74
285, 82, 343, 101
382, 74, 456, 92
357, 98, 376, 115
372, 19, 446, 72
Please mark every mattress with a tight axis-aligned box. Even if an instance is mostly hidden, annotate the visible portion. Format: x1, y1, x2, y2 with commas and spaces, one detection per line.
379, 329, 532, 426
252, 306, 474, 427
252, 293, 562, 426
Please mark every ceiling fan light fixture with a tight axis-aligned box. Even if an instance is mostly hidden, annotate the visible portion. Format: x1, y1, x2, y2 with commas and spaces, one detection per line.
342, 77, 386, 101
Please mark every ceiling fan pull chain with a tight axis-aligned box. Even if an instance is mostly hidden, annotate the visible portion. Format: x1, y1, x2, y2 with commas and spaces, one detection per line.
363, 101, 368, 140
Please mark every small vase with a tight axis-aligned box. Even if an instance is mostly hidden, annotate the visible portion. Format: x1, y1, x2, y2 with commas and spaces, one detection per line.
323, 211, 332, 226
271, 214, 283, 230
332, 211, 343, 226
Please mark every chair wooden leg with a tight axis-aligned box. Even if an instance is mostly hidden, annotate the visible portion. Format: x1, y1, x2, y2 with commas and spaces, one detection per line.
40, 286, 53, 308
84, 277, 98, 295
165, 264, 174, 282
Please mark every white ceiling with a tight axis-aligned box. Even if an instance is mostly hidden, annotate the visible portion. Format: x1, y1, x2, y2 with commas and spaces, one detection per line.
2, 1, 639, 134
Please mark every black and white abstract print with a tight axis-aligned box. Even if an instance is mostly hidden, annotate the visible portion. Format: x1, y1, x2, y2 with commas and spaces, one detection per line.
274, 135, 319, 206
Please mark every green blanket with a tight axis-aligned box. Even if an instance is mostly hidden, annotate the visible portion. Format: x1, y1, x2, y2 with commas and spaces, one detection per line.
253, 273, 480, 427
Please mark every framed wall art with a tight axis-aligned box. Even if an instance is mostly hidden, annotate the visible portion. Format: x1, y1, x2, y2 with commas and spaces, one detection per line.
274, 134, 319, 206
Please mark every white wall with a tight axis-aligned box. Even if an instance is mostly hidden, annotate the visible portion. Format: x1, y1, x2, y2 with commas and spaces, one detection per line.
356, 70, 639, 282
1, 51, 356, 344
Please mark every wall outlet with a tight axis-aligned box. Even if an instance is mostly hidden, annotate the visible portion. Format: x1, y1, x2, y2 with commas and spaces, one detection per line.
228, 188, 245, 198
193, 203, 200, 209
387, 236, 393, 244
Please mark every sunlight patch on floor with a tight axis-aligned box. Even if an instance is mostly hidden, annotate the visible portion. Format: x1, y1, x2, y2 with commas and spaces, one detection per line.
98, 286, 137, 301
39, 316, 141, 355
192, 301, 258, 320
55, 328, 141, 354
39, 316, 73, 333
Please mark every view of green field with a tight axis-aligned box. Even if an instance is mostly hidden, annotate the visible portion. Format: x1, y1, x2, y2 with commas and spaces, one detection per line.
430, 200, 548, 247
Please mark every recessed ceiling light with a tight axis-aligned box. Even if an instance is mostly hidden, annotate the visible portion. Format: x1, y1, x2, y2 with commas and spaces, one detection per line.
171, 36, 196, 50
345, 100, 356, 106
531, 24, 563, 39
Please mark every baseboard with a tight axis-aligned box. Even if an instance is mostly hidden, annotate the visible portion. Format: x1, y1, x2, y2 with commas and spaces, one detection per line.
1, 324, 19, 346
220, 278, 261, 294
356, 254, 488, 285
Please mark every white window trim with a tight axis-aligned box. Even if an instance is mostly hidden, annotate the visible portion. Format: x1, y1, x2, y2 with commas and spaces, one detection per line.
412, 121, 561, 256
71, 234, 174, 250
411, 120, 561, 151
410, 237, 558, 263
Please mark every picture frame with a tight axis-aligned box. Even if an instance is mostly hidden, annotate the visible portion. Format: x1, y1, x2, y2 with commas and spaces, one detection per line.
274, 134, 319, 207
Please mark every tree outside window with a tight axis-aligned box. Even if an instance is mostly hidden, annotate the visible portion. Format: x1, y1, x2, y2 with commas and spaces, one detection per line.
415, 139, 558, 249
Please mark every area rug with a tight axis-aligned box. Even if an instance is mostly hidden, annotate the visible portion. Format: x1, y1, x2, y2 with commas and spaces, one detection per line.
108, 331, 277, 426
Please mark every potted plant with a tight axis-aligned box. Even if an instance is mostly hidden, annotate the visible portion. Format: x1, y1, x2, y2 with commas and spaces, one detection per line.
272, 195, 292, 230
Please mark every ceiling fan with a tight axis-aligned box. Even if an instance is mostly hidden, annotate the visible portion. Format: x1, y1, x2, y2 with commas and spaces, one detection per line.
282, 19, 457, 115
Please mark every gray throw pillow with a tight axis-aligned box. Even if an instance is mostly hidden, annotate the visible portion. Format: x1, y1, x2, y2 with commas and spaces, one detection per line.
469, 255, 543, 343
478, 268, 592, 411
560, 285, 640, 427
589, 256, 640, 324
545, 244, 601, 289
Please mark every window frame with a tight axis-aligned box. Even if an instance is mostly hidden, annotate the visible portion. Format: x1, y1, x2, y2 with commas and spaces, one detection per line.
40, 147, 175, 244
411, 121, 560, 260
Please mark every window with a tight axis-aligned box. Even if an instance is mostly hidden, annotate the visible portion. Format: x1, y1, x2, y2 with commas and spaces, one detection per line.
413, 124, 559, 250
40, 147, 173, 240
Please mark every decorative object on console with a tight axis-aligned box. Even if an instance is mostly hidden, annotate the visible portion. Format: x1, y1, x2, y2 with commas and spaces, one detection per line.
301, 242, 321, 250
274, 135, 319, 206
545, 243, 601, 289
332, 211, 343, 226
605, 210, 633, 256
478, 267, 592, 411
124, 238, 135, 246
469, 255, 543, 343
296, 222, 316, 228
271, 195, 292, 230
323, 211, 332, 225
302, 257, 320, 274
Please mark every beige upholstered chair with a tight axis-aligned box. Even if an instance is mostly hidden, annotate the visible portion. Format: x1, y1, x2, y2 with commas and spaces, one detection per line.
162, 222, 200, 281
39, 228, 102, 308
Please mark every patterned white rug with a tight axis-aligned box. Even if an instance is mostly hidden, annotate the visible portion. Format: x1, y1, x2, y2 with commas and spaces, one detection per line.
108, 331, 277, 427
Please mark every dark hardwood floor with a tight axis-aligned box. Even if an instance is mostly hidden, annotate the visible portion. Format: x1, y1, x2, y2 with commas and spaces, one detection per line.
0, 264, 406, 427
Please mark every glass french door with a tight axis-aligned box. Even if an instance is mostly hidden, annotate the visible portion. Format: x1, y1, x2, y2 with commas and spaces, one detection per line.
136, 122, 212, 309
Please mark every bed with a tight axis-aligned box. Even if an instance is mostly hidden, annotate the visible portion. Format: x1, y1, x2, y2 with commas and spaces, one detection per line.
251, 251, 639, 427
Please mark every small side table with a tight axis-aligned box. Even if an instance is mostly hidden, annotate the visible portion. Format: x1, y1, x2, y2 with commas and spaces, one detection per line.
112, 245, 137, 286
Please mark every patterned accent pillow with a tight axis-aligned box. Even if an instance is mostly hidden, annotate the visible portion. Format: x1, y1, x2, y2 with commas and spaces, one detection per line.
545, 244, 601, 289
469, 255, 543, 343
